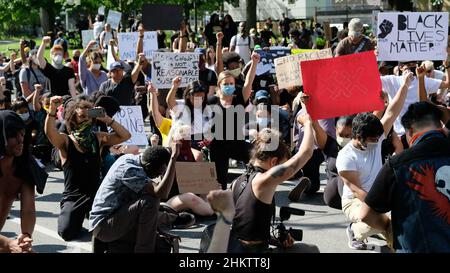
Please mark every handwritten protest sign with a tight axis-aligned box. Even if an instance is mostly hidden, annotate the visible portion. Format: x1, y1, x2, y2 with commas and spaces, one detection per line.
291, 49, 318, 55
81, 30, 94, 49
113, 106, 147, 145
107, 10, 122, 30
254, 48, 291, 76
175, 162, 221, 194
152, 52, 199, 89
118, 32, 158, 61
275, 48, 332, 89
377, 12, 449, 61
301, 51, 384, 120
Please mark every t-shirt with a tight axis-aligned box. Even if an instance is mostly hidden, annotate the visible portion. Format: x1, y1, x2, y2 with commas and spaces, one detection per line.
19, 67, 48, 94
230, 34, 254, 64
381, 75, 442, 135
336, 135, 385, 200
93, 21, 105, 40
199, 68, 218, 93
42, 63, 75, 97
335, 36, 375, 56
207, 89, 248, 142
89, 154, 150, 231
98, 75, 136, 106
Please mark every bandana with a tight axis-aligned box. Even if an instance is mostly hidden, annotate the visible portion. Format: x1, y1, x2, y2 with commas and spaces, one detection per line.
71, 121, 96, 153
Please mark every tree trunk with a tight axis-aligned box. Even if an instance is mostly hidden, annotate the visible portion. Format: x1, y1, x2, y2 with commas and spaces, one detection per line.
246, 0, 257, 30
40, 7, 51, 34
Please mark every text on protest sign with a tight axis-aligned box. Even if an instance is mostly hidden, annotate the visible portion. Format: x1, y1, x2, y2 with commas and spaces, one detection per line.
175, 162, 221, 194
377, 12, 448, 61
275, 48, 332, 89
81, 30, 94, 49
118, 32, 158, 61
151, 52, 199, 89
301, 51, 384, 120
107, 10, 122, 30
254, 48, 291, 76
112, 106, 148, 145
291, 49, 318, 55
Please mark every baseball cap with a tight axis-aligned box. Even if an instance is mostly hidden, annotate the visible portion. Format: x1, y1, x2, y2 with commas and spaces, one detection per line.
348, 18, 364, 38
255, 90, 270, 101
109, 61, 124, 71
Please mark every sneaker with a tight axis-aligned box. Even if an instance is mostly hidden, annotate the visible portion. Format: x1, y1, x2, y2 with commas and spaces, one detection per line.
346, 223, 368, 250
172, 212, 196, 229
288, 177, 311, 202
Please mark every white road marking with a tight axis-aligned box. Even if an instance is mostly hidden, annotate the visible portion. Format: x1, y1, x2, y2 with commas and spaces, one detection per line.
8, 216, 92, 252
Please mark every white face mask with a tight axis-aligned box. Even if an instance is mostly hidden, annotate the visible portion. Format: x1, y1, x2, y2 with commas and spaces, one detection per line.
228, 67, 241, 78
336, 136, 351, 148
52, 55, 63, 65
92, 64, 101, 70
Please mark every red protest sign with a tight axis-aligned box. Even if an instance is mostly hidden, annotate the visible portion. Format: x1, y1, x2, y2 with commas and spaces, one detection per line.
301, 51, 384, 120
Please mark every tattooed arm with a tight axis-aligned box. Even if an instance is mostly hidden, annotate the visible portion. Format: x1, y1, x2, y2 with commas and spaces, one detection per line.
253, 114, 314, 203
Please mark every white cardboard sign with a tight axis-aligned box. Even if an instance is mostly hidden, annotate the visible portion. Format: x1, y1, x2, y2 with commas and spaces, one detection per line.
113, 106, 147, 146
151, 52, 199, 89
118, 32, 158, 61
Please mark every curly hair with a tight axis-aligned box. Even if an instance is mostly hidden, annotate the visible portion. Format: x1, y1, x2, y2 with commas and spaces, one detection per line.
351, 112, 384, 140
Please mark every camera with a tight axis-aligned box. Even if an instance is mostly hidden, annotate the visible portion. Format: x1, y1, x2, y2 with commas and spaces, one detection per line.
271, 206, 304, 248
88, 108, 106, 118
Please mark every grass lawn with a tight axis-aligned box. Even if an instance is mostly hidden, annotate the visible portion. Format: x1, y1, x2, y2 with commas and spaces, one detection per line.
0, 37, 82, 60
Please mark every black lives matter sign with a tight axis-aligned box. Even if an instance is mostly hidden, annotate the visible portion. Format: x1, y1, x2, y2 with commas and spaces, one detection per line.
377, 12, 448, 61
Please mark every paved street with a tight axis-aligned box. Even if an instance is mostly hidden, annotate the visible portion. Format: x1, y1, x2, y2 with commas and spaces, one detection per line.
2, 164, 390, 253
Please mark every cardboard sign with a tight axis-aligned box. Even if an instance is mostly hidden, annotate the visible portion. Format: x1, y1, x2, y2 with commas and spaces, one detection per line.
113, 106, 147, 145
291, 49, 318, 55
275, 48, 333, 89
117, 32, 158, 61
377, 12, 449, 61
107, 10, 122, 30
175, 162, 221, 194
151, 52, 199, 89
142, 4, 184, 30
81, 29, 94, 49
254, 48, 291, 76
106, 46, 116, 72
301, 51, 384, 120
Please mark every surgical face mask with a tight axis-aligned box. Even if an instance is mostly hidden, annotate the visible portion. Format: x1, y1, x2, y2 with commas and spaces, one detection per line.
92, 63, 101, 70
257, 117, 269, 127
19, 112, 30, 121
229, 67, 241, 78
52, 54, 63, 65
221, 85, 235, 96
336, 136, 351, 148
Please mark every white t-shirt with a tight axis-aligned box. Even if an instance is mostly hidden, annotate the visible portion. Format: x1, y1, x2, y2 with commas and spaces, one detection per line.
336, 135, 385, 200
230, 34, 254, 64
101, 31, 113, 48
433, 69, 445, 80
381, 75, 442, 135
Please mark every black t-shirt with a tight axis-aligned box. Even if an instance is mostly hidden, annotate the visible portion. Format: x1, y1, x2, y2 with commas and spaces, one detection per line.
364, 163, 395, 214
158, 32, 167, 49
99, 75, 136, 106
251, 74, 274, 94
279, 89, 291, 108
42, 63, 75, 97
280, 18, 291, 34
207, 88, 248, 142
199, 68, 218, 92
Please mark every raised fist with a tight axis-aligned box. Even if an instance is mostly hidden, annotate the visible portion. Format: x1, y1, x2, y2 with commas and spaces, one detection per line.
378, 19, 393, 39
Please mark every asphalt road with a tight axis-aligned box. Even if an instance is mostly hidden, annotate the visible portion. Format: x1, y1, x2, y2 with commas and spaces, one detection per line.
1, 164, 390, 253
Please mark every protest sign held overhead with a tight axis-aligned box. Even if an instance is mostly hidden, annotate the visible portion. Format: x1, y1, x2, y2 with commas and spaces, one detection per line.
152, 52, 199, 89
275, 48, 332, 89
254, 47, 291, 76
118, 32, 158, 61
377, 12, 449, 61
113, 106, 147, 146
175, 162, 221, 194
301, 51, 384, 120
142, 4, 184, 30
107, 10, 122, 30
81, 30, 94, 49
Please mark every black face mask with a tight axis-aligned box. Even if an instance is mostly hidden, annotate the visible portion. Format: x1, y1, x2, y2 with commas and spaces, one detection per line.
408, 67, 417, 76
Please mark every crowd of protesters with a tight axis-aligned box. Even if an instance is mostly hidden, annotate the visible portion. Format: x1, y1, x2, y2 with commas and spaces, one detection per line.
0, 11, 449, 254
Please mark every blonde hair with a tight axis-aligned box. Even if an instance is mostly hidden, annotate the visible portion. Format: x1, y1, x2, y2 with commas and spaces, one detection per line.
217, 71, 234, 86
250, 128, 290, 165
